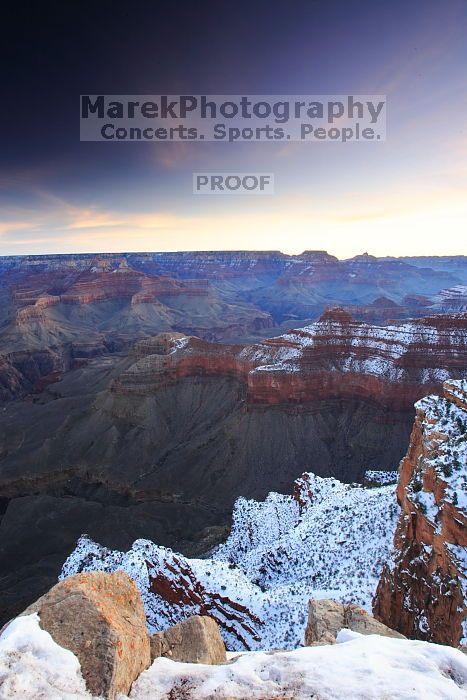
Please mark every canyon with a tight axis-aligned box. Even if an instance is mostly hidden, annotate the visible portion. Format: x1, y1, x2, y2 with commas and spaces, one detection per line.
60, 380, 466, 652
0, 251, 466, 635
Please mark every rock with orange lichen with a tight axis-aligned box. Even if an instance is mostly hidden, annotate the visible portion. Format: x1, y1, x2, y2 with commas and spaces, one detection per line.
13, 571, 150, 699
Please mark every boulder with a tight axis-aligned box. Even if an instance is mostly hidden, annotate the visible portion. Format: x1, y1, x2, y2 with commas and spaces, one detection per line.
17, 571, 150, 699
151, 615, 226, 664
305, 599, 406, 645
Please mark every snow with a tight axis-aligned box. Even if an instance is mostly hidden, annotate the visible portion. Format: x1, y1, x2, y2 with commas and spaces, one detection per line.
383, 381, 467, 643
0, 614, 92, 699
131, 634, 467, 700
61, 473, 399, 651
413, 385, 467, 513
432, 286, 467, 312
364, 469, 399, 485
3, 615, 466, 700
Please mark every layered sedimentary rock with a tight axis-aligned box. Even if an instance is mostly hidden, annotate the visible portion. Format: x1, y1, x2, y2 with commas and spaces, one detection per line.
1, 285, 466, 633
336, 295, 440, 325
431, 285, 467, 313
10, 261, 209, 307
373, 380, 467, 646
0, 258, 275, 399
111, 311, 467, 410
60, 269, 209, 305
2, 250, 462, 326
61, 537, 263, 651
244, 251, 461, 322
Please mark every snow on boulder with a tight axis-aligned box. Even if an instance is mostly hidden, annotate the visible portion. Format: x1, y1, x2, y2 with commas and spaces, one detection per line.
61, 473, 399, 651
305, 599, 405, 645
0, 613, 92, 699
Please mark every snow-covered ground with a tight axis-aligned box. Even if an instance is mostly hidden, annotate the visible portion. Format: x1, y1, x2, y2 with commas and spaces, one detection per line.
132, 629, 467, 700
61, 473, 399, 651
0, 614, 91, 699
1, 615, 466, 700
364, 469, 398, 485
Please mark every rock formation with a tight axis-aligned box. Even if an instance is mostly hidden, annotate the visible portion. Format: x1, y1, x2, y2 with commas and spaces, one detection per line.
61, 536, 263, 651
1, 250, 466, 634
111, 312, 467, 409
373, 380, 467, 646
304, 599, 405, 645
60, 472, 399, 652
1, 250, 464, 329
2, 598, 466, 699
14, 571, 151, 699
1, 313, 466, 628
150, 615, 226, 664
430, 285, 467, 313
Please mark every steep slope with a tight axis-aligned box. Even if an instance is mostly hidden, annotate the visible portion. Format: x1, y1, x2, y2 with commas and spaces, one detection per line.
431, 285, 467, 313
61, 473, 399, 651
394, 256, 467, 284
0, 257, 274, 400
0, 256, 275, 348
3, 312, 466, 505
111, 311, 467, 406
374, 380, 467, 646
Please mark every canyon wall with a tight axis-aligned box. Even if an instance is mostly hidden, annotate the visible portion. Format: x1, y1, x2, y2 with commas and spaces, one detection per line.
373, 380, 467, 646
111, 311, 467, 411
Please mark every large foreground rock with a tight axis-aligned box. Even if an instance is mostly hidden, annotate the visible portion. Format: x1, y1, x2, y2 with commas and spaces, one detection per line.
151, 615, 226, 663
305, 599, 405, 645
20, 571, 150, 699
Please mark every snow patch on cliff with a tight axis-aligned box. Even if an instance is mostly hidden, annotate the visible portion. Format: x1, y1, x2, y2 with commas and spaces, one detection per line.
414, 383, 467, 514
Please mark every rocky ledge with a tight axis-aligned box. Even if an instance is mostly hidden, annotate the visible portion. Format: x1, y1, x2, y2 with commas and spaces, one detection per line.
0, 572, 466, 699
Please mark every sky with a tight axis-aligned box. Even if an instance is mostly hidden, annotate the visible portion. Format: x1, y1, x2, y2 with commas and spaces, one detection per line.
0, 0, 466, 258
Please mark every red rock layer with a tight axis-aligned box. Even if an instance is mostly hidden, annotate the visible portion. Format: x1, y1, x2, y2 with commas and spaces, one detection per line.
112, 312, 467, 412
60, 271, 209, 304
373, 381, 467, 646
10, 262, 209, 308
148, 554, 262, 650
